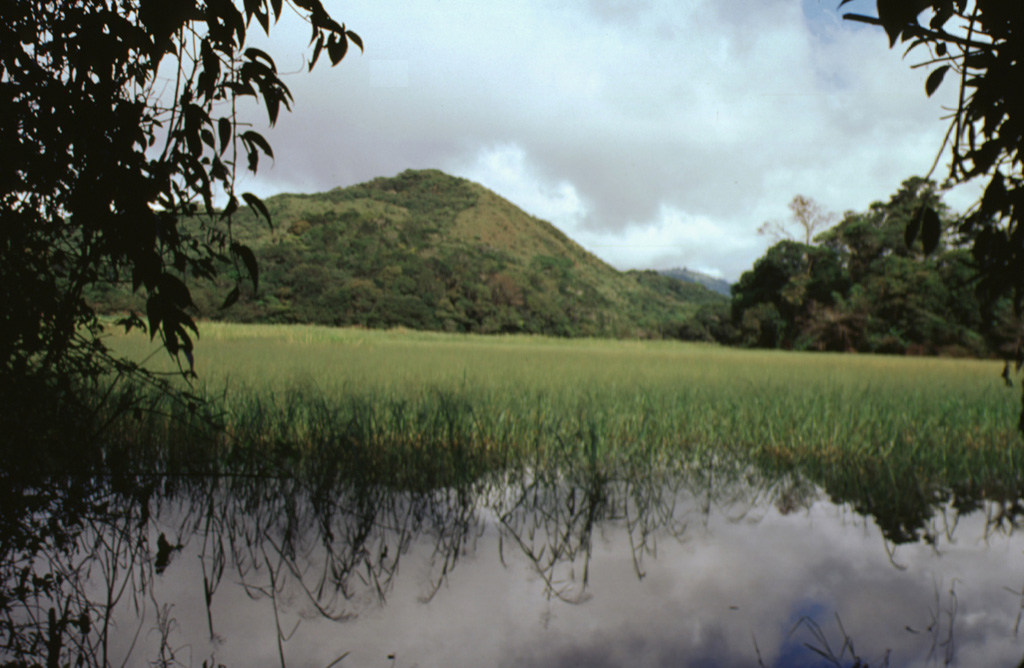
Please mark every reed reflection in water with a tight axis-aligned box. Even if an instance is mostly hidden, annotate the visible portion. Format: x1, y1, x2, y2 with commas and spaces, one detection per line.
4, 460, 1024, 667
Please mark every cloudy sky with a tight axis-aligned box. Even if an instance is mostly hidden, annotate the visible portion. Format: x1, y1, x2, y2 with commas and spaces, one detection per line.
239, 0, 979, 281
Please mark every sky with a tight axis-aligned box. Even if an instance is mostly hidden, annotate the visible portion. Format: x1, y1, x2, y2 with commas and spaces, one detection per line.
239, 0, 980, 282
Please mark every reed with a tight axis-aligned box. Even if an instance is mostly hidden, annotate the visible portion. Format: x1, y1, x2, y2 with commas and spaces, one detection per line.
100, 322, 1021, 490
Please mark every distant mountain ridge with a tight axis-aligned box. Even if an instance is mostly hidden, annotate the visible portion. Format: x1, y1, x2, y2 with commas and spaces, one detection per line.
658, 267, 732, 297
90, 169, 727, 339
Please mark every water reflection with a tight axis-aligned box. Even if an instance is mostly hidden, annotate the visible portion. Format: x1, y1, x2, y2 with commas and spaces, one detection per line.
4, 461, 1024, 667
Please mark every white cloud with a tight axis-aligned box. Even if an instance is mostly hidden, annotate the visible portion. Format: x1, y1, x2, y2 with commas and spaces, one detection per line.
240, 0, 967, 281
449, 143, 589, 235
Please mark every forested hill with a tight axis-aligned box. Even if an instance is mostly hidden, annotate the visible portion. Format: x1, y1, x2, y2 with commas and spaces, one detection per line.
91, 169, 725, 338
658, 267, 732, 297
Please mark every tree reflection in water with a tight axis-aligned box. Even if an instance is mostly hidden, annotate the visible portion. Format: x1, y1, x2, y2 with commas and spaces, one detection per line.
4, 455, 1024, 667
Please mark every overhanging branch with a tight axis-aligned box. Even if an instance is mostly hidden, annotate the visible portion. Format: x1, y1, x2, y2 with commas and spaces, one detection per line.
843, 13, 996, 52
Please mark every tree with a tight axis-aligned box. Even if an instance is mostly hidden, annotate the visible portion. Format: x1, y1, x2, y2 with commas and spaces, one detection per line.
757, 195, 838, 245
734, 179, 1004, 355
0, 0, 361, 446
731, 240, 848, 349
817, 176, 950, 282
842, 2, 1023, 316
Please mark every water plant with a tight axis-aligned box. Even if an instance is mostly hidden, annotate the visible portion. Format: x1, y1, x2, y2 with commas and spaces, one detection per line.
98, 323, 1020, 499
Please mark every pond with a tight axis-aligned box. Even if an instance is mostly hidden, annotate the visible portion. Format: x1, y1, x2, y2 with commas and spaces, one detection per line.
4, 463, 1024, 667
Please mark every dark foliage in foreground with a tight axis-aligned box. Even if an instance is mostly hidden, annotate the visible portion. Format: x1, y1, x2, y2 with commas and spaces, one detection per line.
844, 2, 1024, 318
1, 0, 359, 445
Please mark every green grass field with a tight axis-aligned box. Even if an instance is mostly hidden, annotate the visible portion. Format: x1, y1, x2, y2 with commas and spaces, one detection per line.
101, 321, 1022, 493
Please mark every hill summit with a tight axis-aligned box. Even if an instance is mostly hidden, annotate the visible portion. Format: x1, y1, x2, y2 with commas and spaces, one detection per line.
94, 169, 726, 338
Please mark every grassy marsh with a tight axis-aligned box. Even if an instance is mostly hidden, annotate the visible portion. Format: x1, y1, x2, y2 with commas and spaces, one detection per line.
102, 322, 1021, 488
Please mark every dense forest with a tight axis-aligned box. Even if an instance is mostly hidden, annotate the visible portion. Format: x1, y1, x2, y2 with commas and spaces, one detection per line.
726, 177, 1019, 357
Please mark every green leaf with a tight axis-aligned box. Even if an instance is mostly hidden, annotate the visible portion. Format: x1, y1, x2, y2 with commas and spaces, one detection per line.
327, 34, 348, 65
159, 273, 195, 309
241, 130, 274, 158
346, 30, 363, 53
244, 47, 277, 70
224, 81, 257, 97
146, 296, 162, 342
221, 284, 241, 310
182, 311, 199, 338
265, 95, 281, 126
134, 250, 163, 292
222, 195, 239, 219
243, 0, 260, 21
904, 215, 920, 249
241, 192, 272, 228
918, 206, 941, 255
876, 0, 923, 47
930, 3, 953, 30
980, 173, 1007, 219
925, 66, 949, 97
309, 35, 324, 71
164, 323, 179, 356
218, 117, 231, 154
255, 7, 270, 35
231, 242, 260, 292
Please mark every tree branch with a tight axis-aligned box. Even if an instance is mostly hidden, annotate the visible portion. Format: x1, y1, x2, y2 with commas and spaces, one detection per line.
842, 13, 996, 52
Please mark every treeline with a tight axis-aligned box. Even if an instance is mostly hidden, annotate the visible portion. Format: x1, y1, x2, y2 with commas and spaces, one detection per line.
88, 170, 1013, 357
695, 177, 1019, 357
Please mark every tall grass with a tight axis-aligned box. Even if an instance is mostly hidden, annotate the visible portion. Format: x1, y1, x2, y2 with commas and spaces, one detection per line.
101, 322, 1021, 493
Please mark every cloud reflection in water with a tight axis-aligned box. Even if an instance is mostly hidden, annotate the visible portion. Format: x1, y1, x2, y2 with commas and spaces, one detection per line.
5, 468, 1024, 667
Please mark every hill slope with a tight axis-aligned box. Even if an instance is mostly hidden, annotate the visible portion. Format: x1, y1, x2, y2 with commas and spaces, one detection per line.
658, 267, 732, 297
94, 169, 726, 338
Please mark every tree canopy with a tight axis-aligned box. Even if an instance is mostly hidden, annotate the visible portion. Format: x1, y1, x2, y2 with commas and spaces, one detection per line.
843, 1, 1024, 321
732, 178, 1012, 356
1, 0, 360, 445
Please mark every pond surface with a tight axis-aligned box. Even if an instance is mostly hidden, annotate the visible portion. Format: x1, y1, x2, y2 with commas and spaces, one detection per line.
5, 467, 1024, 667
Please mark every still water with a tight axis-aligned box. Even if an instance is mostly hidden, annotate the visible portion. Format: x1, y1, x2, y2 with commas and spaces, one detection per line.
5, 466, 1024, 667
